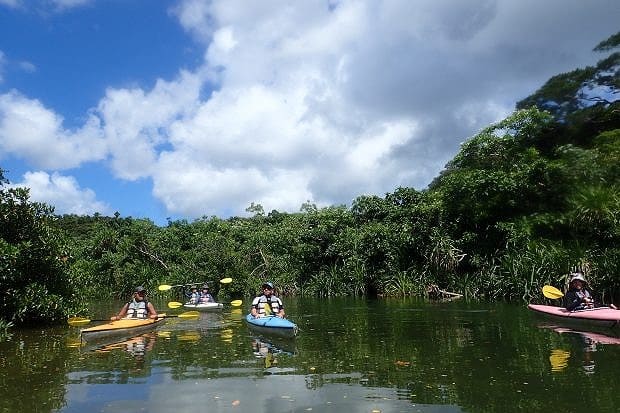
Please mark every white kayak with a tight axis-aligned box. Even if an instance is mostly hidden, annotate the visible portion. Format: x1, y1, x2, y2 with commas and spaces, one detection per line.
183, 302, 224, 311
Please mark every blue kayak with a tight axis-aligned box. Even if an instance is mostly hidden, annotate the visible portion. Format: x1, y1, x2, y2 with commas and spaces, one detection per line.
245, 314, 298, 338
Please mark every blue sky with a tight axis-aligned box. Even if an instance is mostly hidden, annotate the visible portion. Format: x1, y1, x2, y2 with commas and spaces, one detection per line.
0, 0, 618, 226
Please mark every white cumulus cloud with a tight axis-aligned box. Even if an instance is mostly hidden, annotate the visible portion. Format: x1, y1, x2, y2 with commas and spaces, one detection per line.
10, 171, 110, 215
0, 91, 107, 169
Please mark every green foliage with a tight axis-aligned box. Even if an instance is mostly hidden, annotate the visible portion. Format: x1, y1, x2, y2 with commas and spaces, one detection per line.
594, 30, 620, 52
0, 171, 80, 325
0, 319, 13, 341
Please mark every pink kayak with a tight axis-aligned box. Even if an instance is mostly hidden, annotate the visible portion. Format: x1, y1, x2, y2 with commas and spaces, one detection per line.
528, 304, 620, 328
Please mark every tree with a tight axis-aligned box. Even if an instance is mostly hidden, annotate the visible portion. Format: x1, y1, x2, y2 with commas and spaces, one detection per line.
0, 168, 80, 325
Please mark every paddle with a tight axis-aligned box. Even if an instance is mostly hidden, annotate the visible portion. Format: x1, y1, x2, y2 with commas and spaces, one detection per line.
542, 285, 564, 299
158, 277, 233, 291
158, 284, 185, 291
67, 311, 200, 326
167, 299, 243, 309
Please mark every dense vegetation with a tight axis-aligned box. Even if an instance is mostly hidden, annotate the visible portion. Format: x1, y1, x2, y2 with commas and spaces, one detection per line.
1, 32, 619, 328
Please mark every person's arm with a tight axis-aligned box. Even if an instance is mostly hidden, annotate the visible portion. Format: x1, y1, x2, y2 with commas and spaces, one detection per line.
565, 291, 589, 311
251, 297, 260, 317
111, 303, 129, 320
276, 298, 285, 318
147, 302, 158, 319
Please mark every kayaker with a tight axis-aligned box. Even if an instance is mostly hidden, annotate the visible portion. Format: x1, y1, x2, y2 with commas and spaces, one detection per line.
251, 282, 285, 318
188, 285, 200, 304
111, 286, 158, 320
564, 273, 595, 311
199, 284, 215, 303
564, 273, 612, 311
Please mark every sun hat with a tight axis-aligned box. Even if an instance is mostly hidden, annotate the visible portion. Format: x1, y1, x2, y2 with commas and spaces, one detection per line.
569, 273, 587, 284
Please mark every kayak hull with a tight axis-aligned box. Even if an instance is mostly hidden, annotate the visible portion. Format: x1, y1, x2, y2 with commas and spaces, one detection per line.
245, 314, 298, 338
528, 304, 620, 328
80, 315, 166, 343
183, 302, 224, 311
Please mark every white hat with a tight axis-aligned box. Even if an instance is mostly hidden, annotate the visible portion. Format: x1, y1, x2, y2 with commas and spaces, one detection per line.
569, 273, 587, 284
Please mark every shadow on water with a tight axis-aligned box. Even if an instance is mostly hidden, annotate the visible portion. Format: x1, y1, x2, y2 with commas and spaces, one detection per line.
2, 297, 620, 412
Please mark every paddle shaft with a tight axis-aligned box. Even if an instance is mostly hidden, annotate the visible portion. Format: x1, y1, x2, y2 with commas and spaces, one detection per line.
69, 312, 199, 325
159, 277, 232, 291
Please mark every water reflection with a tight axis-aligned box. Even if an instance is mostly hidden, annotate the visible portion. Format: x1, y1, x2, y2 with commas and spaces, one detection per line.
92, 332, 157, 358
4, 299, 620, 412
251, 336, 297, 372
537, 322, 620, 376
549, 349, 570, 372
536, 322, 620, 346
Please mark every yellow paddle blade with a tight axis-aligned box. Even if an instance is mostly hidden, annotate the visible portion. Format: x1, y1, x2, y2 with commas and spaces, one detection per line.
549, 349, 570, 372
543, 285, 564, 299
67, 317, 91, 326
220, 277, 233, 284
230, 299, 243, 307
158, 284, 173, 291
167, 301, 183, 309
177, 311, 200, 319
264, 302, 272, 316
178, 331, 201, 341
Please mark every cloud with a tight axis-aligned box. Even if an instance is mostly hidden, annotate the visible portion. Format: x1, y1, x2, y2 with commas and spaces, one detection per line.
0, 0, 93, 11
0, 90, 107, 169
97, 70, 203, 180
51, 0, 94, 11
0, 0, 19, 8
2, 0, 619, 220
0, 50, 4, 83
9, 171, 110, 215
18, 60, 36, 73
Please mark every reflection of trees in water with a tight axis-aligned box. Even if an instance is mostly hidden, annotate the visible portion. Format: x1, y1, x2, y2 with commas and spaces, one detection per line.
0, 328, 71, 412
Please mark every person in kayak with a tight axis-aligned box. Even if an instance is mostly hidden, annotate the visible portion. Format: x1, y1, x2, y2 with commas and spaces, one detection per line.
187, 285, 200, 304
251, 282, 285, 318
199, 284, 215, 303
564, 273, 617, 311
111, 286, 158, 320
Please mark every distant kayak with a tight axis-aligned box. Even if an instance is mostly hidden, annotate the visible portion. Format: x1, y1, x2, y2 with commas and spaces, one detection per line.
183, 302, 224, 311
528, 304, 620, 328
245, 314, 298, 338
80, 315, 166, 343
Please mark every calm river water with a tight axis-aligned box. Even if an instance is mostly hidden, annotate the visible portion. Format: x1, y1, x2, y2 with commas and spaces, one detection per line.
2, 297, 620, 412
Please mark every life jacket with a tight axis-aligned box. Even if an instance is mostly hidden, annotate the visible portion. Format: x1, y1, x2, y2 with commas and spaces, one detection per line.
566, 289, 593, 311
576, 290, 592, 301
189, 292, 200, 304
127, 299, 149, 319
252, 295, 282, 316
199, 293, 214, 303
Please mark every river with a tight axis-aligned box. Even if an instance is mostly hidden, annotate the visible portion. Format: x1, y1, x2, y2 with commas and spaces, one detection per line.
1, 297, 619, 412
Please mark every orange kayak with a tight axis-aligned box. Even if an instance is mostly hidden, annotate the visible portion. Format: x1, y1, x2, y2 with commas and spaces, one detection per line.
80, 314, 166, 342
